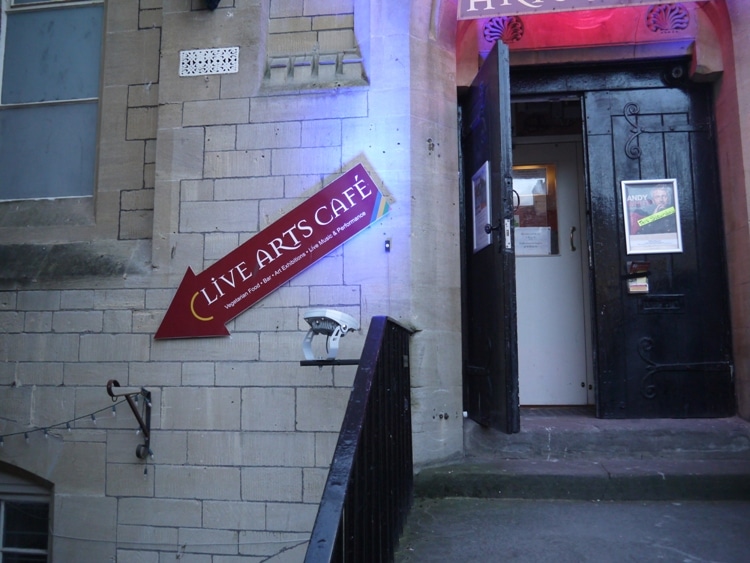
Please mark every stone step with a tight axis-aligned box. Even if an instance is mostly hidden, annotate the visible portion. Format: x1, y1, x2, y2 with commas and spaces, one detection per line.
414, 415, 750, 502
464, 414, 750, 461
414, 458, 750, 501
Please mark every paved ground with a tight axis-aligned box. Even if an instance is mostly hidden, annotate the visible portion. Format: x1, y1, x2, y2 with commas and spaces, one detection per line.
394, 497, 750, 562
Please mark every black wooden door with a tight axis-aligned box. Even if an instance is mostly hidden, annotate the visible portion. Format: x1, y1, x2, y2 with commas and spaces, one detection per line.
585, 67, 735, 418
460, 43, 519, 433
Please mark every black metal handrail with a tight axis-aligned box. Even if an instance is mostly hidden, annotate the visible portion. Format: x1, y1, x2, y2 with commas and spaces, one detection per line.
305, 316, 414, 563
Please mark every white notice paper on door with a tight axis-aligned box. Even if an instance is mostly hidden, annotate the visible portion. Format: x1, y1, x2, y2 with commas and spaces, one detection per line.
516, 227, 551, 256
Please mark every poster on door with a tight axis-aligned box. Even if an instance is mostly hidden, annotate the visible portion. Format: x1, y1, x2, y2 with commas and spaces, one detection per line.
621, 178, 683, 254
472, 161, 492, 253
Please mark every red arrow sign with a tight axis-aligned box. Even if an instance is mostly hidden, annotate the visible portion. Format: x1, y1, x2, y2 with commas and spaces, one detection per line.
155, 164, 390, 339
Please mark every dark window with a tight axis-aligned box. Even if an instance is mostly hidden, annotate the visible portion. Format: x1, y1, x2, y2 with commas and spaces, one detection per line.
0, 0, 104, 201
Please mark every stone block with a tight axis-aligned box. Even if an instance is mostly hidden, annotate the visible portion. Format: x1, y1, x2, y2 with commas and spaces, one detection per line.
48, 442, 107, 494
241, 387, 296, 431
187, 431, 244, 466
118, 498, 202, 527
107, 462, 155, 497
143, 161, 155, 189
251, 91, 367, 123
309, 284, 359, 306
97, 138, 146, 191
145, 139, 156, 163
239, 531, 309, 557
182, 362, 215, 386
94, 289, 146, 309
0, 292, 17, 310
159, 63, 222, 103
122, 188, 155, 210
130, 361, 181, 387
271, 0, 304, 18
268, 31, 318, 57
302, 467, 328, 503
120, 209, 154, 240
215, 176, 284, 200
236, 122, 301, 150
52, 311, 104, 333
132, 310, 162, 334
60, 290, 95, 310
312, 14, 354, 31
301, 119, 341, 148
79, 334, 150, 362
181, 179, 215, 201
282, 174, 322, 199
177, 527, 238, 555
16, 362, 63, 386
204, 149, 272, 179
127, 106, 158, 140
271, 147, 342, 176
63, 362, 128, 386
269, 17, 312, 34
241, 467, 302, 502
23, 312, 53, 333
233, 306, 299, 332
258, 332, 307, 362
295, 387, 349, 432
103, 310, 133, 333
142, 430, 189, 465
241, 432, 315, 467
103, 28, 161, 86
157, 465, 241, 500
289, 254, 344, 286
314, 431, 339, 467
303, 0, 353, 17
139, 8, 162, 30
115, 549, 159, 563
217, 361, 330, 387
183, 99, 250, 127
179, 200, 259, 233
17, 291, 60, 311
156, 127, 205, 181
203, 500, 266, 530
2, 334, 79, 362
266, 502, 317, 532
116, 524, 178, 554
318, 29, 355, 52
206, 125, 237, 152
106, 0, 139, 33
255, 286, 309, 309
0, 311, 23, 333
53, 495, 116, 559
161, 387, 241, 430
140, 0, 163, 10
205, 233, 240, 260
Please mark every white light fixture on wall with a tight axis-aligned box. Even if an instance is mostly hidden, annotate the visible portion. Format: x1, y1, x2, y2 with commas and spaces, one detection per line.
302, 309, 359, 361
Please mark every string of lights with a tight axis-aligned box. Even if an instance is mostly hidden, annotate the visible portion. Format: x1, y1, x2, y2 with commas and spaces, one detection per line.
0, 399, 131, 447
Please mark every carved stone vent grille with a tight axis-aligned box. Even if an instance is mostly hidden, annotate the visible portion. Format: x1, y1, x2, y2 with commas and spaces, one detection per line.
484, 16, 525, 44
646, 3, 690, 33
179, 47, 239, 77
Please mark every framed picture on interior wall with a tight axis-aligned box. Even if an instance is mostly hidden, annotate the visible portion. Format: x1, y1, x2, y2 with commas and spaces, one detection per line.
621, 178, 683, 254
472, 161, 491, 253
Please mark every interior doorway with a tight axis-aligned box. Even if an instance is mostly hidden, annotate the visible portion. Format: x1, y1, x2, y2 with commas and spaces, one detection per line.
512, 101, 594, 405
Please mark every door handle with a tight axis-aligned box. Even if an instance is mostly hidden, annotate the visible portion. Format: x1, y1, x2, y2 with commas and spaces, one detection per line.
570, 226, 577, 252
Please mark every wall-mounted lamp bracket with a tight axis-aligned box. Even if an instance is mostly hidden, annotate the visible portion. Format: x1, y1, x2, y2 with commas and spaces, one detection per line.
106, 379, 152, 460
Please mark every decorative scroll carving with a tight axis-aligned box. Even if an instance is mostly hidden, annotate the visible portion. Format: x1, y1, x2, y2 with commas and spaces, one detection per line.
646, 3, 690, 33
623, 102, 644, 159
637, 337, 731, 400
484, 17, 524, 44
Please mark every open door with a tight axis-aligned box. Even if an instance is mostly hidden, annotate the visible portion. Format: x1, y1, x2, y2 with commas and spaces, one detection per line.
460, 42, 519, 433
